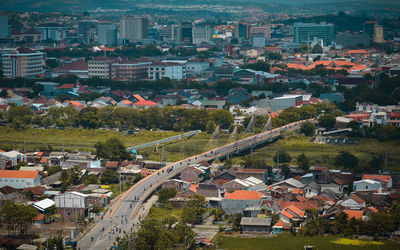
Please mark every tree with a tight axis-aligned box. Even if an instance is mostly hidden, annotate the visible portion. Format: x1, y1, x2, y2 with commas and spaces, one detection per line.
210, 208, 225, 221
182, 194, 208, 224
281, 165, 291, 177
100, 169, 119, 185
228, 213, 242, 231
334, 151, 359, 170
206, 120, 216, 134
297, 153, 309, 171
318, 114, 336, 129
300, 121, 315, 136
273, 149, 292, 163
95, 138, 129, 161
158, 188, 177, 205
209, 110, 234, 130
45, 59, 59, 69
0, 200, 38, 236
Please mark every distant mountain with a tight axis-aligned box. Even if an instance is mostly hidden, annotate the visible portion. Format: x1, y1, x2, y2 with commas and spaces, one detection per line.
1, 0, 399, 12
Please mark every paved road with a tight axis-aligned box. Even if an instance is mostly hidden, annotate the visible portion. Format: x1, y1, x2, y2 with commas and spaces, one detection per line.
77, 119, 310, 249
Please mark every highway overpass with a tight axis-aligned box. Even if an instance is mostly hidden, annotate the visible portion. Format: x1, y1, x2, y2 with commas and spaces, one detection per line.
78, 119, 313, 249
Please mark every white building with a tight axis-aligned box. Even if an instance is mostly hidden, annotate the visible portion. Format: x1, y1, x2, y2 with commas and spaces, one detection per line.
54, 191, 89, 220
270, 95, 303, 112
353, 179, 383, 193
88, 57, 116, 79
192, 24, 212, 45
148, 62, 185, 80
2, 47, 44, 78
186, 61, 210, 76
0, 170, 41, 189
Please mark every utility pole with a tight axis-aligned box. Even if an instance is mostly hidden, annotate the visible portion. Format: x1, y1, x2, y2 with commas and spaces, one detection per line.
119, 171, 122, 196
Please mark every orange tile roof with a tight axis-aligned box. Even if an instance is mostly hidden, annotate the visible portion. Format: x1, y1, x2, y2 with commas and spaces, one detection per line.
36, 152, 43, 159
133, 94, 145, 102
349, 64, 367, 71
292, 188, 304, 195
276, 200, 319, 211
343, 210, 363, 220
369, 206, 378, 213
296, 196, 307, 202
190, 184, 198, 193
281, 209, 294, 219
224, 190, 264, 200
66, 100, 84, 107
34, 213, 45, 221
122, 100, 132, 105
39, 158, 47, 164
134, 100, 157, 106
362, 175, 391, 183
0, 170, 39, 179
140, 169, 149, 177
287, 205, 305, 217
346, 49, 369, 54
274, 219, 292, 229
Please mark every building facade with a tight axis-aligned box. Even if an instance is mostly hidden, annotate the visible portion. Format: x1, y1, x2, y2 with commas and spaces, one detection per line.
120, 16, 148, 42
271, 95, 303, 112
294, 22, 334, 45
35, 23, 67, 41
2, 47, 44, 78
97, 23, 117, 45
111, 61, 152, 80
0, 15, 8, 37
250, 25, 271, 39
88, 57, 116, 79
0, 170, 41, 189
148, 62, 185, 80
192, 24, 212, 45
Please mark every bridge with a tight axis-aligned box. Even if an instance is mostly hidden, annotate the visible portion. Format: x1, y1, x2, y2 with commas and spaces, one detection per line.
78, 119, 313, 249
127, 130, 201, 151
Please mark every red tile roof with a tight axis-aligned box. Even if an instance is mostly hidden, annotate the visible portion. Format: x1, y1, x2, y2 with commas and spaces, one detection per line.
236, 169, 266, 173
23, 186, 45, 195
0, 170, 39, 179
133, 100, 157, 106
350, 195, 365, 205
362, 175, 391, 183
58, 84, 75, 89
281, 209, 294, 219
140, 169, 149, 177
224, 190, 264, 200
106, 161, 119, 168
287, 205, 305, 217
344, 210, 363, 220
190, 184, 198, 193
56, 59, 88, 71
274, 219, 292, 229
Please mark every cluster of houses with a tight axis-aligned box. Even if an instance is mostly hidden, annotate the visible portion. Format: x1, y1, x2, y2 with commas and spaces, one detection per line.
163, 163, 398, 234
0, 148, 166, 226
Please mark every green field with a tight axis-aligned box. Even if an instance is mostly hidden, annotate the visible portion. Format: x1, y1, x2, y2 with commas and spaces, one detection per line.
147, 206, 183, 221
236, 133, 400, 172
216, 233, 400, 250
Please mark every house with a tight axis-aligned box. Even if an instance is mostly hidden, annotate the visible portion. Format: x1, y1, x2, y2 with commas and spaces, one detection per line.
0, 186, 25, 204
272, 219, 292, 234
222, 179, 250, 192
162, 179, 189, 192
226, 88, 250, 105
133, 100, 157, 109
340, 195, 366, 210
343, 210, 364, 220
0, 170, 41, 189
236, 169, 267, 183
271, 178, 305, 190
181, 165, 207, 183
353, 179, 383, 193
201, 99, 227, 110
279, 205, 305, 223
0, 150, 25, 169
304, 182, 320, 198
33, 198, 55, 215
54, 191, 89, 220
212, 171, 236, 186
222, 190, 265, 215
362, 174, 392, 189
240, 217, 272, 233
197, 183, 220, 199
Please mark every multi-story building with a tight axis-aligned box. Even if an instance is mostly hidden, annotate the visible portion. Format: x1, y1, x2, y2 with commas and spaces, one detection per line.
0, 15, 8, 37
88, 57, 117, 79
192, 24, 212, 45
250, 25, 270, 39
120, 16, 148, 42
78, 20, 98, 43
251, 33, 266, 48
180, 22, 193, 43
387, 110, 400, 128
2, 47, 44, 78
111, 61, 152, 80
158, 24, 181, 42
293, 22, 334, 45
35, 23, 67, 41
236, 23, 249, 40
97, 22, 117, 45
148, 62, 185, 80
373, 24, 384, 43
186, 60, 210, 76
335, 32, 370, 47
364, 21, 377, 36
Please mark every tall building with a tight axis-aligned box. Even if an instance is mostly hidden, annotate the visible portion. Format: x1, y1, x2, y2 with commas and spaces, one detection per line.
158, 24, 180, 42
120, 16, 149, 42
335, 32, 370, 47
251, 33, 266, 48
2, 47, 44, 78
97, 23, 117, 45
293, 22, 334, 45
373, 24, 384, 43
0, 16, 9, 37
236, 23, 249, 40
364, 21, 377, 36
180, 22, 192, 43
192, 24, 212, 45
250, 25, 270, 40
78, 20, 98, 43
35, 23, 67, 41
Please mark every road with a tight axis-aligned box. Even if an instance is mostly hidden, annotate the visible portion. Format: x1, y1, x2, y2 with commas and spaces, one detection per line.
77, 119, 311, 249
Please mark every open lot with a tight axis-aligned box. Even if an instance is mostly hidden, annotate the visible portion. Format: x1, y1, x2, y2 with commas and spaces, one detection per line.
217, 233, 400, 250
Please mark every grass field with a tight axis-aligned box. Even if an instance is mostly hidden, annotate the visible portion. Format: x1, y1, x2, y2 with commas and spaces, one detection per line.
216, 233, 400, 250
147, 206, 183, 221
1, 126, 400, 171
239, 133, 400, 172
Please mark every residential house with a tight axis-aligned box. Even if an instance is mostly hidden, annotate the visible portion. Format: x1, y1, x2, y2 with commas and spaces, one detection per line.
362, 174, 392, 189
340, 195, 366, 210
0, 170, 41, 189
353, 179, 383, 193
162, 179, 189, 192
222, 179, 250, 192
33, 198, 55, 223
0, 150, 25, 169
196, 183, 220, 199
212, 171, 236, 186
201, 99, 227, 110
181, 165, 207, 183
0, 186, 25, 205
221, 190, 265, 215
236, 169, 267, 183
240, 217, 272, 233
